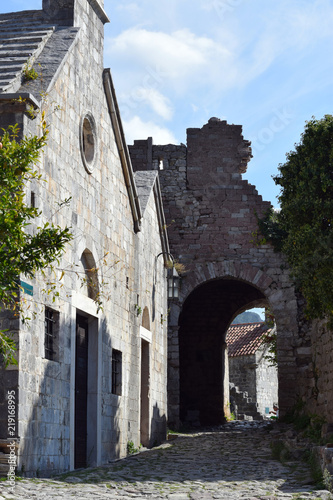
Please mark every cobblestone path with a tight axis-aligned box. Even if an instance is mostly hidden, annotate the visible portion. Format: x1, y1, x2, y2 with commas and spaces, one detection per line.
0, 422, 332, 500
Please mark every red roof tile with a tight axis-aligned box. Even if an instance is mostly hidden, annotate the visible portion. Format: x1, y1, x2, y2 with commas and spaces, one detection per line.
226, 322, 269, 357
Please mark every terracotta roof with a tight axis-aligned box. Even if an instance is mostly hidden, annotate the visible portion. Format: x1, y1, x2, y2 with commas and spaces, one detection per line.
226, 322, 269, 357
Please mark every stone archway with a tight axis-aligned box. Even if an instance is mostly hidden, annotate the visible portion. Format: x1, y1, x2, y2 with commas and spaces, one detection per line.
129, 119, 302, 428
179, 277, 268, 427
166, 259, 299, 428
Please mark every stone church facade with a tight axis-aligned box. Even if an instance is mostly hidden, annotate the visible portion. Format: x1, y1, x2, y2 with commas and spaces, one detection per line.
0, 0, 169, 476
1, 0, 333, 479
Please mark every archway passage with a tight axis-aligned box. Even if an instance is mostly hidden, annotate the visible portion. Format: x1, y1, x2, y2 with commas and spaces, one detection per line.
179, 278, 267, 427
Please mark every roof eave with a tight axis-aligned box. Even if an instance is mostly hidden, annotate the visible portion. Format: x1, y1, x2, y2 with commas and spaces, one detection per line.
103, 68, 142, 233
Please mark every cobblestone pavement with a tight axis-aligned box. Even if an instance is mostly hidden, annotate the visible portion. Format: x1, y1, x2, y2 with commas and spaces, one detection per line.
0, 421, 332, 500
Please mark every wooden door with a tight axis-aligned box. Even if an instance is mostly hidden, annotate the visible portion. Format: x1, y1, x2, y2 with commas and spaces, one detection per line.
140, 340, 150, 447
75, 315, 88, 468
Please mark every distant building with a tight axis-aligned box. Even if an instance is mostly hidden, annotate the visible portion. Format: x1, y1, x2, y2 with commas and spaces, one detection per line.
226, 323, 278, 420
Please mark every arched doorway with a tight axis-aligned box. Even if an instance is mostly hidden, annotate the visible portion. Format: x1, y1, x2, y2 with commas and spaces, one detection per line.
179, 278, 268, 427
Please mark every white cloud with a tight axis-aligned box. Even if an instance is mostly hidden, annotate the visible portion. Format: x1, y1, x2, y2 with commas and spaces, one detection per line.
105, 0, 333, 154
131, 88, 173, 120
106, 28, 232, 92
123, 116, 178, 145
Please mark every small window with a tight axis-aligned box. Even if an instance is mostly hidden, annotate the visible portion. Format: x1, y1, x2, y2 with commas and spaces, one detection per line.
45, 307, 59, 361
30, 191, 36, 208
112, 349, 122, 396
80, 113, 97, 174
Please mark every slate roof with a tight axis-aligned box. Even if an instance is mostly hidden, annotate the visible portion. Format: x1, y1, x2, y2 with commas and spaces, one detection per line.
0, 10, 55, 93
134, 171, 159, 215
226, 322, 269, 357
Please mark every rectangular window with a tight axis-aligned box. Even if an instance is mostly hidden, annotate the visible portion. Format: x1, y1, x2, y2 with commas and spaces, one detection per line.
30, 191, 36, 208
112, 349, 122, 396
45, 307, 59, 361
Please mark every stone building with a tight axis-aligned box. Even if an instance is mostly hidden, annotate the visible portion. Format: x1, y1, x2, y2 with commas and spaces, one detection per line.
129, 120, 333, 431
0, 0, 169, 476
226, 323, 278, 421
1, 0, 333, 480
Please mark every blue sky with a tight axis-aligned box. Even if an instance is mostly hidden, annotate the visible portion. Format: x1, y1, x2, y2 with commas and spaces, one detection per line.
2, 0, 333, 207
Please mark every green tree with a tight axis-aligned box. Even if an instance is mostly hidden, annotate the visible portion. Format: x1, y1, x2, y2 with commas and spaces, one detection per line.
258, 115, 333, 325
0, 120, 72, 366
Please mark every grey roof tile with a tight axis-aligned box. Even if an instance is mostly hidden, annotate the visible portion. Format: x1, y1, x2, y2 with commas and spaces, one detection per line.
0, 10, 55, 93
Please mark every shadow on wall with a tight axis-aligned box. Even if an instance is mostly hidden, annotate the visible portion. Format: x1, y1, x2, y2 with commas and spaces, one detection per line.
150, 403, 166, 448
3, 314, 122, 478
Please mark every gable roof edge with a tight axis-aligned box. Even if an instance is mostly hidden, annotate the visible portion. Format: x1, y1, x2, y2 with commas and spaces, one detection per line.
87, 0, 110, 24
103, 68, 142, 232
153, 174, 170, 265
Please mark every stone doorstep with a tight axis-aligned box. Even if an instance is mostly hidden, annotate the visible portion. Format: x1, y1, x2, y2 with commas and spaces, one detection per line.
0, 440, 19, 478
0, 440, 19, 454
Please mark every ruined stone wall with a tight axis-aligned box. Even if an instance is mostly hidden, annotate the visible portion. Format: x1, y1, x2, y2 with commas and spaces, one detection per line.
129, 119, 302, 428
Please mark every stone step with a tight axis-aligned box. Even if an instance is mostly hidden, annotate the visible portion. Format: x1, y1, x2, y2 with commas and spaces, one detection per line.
0, 28, 53, 37
0, 63, 23, 71
0, 22, 52, 31
0, 75, 18, 85
0, 36, 45, 44
0, 58, 27, 66
0, 43, 40, 52
0, 12, 57, 94
0, 50, 36, 59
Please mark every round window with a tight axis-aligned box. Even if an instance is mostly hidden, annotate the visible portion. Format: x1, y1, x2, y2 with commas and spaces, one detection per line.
80, 113, 97, 173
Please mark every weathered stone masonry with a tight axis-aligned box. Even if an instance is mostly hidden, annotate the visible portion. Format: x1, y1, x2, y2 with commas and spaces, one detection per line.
0, 0, 333, 477
129, 118, 314, 428
0, 0, 169, 476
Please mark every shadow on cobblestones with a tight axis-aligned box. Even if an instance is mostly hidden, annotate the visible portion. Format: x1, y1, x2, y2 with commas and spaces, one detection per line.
1, 422, 332, 499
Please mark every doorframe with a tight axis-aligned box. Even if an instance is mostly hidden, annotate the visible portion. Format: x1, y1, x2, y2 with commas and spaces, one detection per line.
139, 326, 151, 447
70, 291, 102, 470
75, 314, 89, 469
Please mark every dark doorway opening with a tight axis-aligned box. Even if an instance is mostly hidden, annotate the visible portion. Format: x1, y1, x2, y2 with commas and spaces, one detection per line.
140, 339, 150, 447
75, 314, 88, 468
179, 278, 267, 427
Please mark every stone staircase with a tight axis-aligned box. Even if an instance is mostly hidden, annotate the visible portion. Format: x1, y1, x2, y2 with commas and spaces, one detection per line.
0, 10, 55, 93
230, 383, 263, 421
